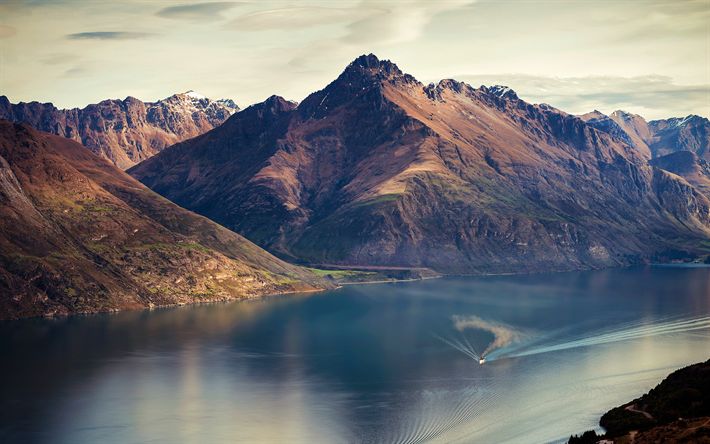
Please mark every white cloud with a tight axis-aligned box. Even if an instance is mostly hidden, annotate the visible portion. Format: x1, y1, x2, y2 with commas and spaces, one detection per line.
227, 6, 356, 31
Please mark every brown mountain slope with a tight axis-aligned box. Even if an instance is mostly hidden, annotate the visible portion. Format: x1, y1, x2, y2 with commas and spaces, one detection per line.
609, 110, 655, 157
0, 91, 238, 169
579, 110, 653, 159
130, 54, 710, 273
0, 120, 326, 320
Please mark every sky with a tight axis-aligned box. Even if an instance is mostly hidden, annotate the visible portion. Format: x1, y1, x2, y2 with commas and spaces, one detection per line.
0, 0, 708, 120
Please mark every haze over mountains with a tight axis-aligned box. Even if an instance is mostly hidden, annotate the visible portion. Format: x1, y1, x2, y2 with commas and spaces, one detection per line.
0, 121, 325, 320
0, 91, 238, 169
129, 54, 710, 274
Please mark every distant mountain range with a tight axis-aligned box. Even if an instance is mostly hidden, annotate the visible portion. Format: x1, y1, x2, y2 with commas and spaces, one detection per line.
0, 120, 326, 320
580, 110, 710, 198
0, 91, 239, 169
129, 54, 710, 274
580, 110, 709, 161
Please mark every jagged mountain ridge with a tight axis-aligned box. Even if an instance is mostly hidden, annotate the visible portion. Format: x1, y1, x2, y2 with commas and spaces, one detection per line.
130, 54, 710, 273
648, 114, 710, 159
0, 120, 326, 320
0, 91, 239, 169
581, 110, 710, 161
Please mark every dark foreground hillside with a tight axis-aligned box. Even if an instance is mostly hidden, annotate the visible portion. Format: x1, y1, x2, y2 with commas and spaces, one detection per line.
569, 359, 710, 443
0, 120, 327, 320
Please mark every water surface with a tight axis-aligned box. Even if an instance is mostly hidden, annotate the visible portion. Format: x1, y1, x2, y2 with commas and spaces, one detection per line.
1, 266, 709, 443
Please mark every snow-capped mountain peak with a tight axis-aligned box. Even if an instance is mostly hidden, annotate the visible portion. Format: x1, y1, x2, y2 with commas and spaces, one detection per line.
488, 85, 518, 100
184, 90, 207, 100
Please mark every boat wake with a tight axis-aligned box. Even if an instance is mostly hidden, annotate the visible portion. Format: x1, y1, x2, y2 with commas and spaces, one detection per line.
501, 314, 710, 359
384, 386, 499, 444
437, 314, 710, 363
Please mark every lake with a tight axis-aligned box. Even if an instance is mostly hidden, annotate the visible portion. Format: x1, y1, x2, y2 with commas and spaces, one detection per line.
1, 266, 709, 443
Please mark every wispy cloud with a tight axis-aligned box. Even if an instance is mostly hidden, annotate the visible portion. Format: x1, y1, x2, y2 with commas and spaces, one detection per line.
457, 74, 710, 120
66, 31, 154, 40
341, 0, 474, 45
239, 1, 476, 80
227, 6, 354, 31
227, 1, 474, 45
1, 0, 706, 117
157, 2, 240, 22
0, 0, 88, 16
62, 65, 90, 77
605, 0, 710, 43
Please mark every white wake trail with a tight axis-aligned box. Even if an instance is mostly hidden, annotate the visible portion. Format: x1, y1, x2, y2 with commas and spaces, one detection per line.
507, 315, 710, 359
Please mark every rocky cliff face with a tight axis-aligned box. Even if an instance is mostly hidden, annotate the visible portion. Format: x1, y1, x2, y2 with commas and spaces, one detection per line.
0, 120, 325, 320
130, 54, 710, 273
650, 151, 710, 198
579, 110, 653, 159
0, 91, 238, 169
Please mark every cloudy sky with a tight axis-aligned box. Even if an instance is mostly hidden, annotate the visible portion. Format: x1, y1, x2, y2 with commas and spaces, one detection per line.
0, 0, 708, 119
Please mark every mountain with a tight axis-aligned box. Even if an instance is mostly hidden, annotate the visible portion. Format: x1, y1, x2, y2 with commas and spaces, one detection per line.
129, 54, 710, 274
648, 114, 710, 160
582, 110, 710, 196
0, 91, 239, 169
582, 110, 710, 161
650, 151, 710, 197
579, 110, 653, 159
0, 120, 326, 320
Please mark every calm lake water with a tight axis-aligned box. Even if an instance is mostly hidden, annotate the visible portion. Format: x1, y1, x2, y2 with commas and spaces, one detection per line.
1, 266, 709, 444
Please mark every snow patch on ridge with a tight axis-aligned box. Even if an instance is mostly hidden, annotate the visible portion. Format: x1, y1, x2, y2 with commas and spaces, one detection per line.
184, 90, 207, 100
488, 85, 518, 100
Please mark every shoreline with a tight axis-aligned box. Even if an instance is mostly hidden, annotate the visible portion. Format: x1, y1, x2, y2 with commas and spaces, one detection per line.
0, 271, 441, 323
568, 359, 710, 443
0, 284, 331, 323
3, 261, 705, 323
336, 275, 442, 285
